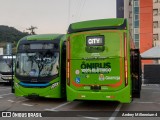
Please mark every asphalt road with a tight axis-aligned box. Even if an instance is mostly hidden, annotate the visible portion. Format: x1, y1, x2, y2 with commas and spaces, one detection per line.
0, 83, 160, 120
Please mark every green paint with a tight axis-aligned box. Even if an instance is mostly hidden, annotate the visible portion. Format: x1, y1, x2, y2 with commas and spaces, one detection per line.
67, 18, 133, 103
14, 34, 66, 98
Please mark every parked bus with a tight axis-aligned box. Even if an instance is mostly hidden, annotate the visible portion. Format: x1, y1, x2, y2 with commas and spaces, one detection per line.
66, 18, 141, 103
14, 34, 66, 98
0, 55, 16, 83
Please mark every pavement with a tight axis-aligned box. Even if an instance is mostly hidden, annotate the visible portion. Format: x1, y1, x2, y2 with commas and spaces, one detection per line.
0, 83, 160, 120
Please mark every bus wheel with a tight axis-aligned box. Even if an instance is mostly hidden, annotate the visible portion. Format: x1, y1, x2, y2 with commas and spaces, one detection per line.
133, 91, 140, 98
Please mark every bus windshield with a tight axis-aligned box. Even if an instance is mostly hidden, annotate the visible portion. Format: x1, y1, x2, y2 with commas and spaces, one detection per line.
16, 51, 59, 77
0, 59, 12, 73
0, 56, 15, 73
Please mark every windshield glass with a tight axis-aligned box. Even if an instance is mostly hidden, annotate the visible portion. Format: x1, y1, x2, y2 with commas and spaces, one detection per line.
0, 58, 15, 73
0, 55, 16, 73
16, 51, 59, 77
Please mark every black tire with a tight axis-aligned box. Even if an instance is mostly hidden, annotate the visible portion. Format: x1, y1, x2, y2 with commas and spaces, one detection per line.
133, 91, 140, 98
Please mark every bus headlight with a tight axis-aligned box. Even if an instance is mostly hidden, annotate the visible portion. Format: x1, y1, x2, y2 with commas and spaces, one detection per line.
15, 82, 19, 88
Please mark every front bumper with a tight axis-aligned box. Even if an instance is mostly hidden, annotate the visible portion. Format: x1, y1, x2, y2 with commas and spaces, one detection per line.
0, 75, 12, 82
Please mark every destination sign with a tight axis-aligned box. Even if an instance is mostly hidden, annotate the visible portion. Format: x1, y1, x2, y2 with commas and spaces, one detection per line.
21, 43, 57, 50
23, 43, 54, 50
86, 36, 104, 46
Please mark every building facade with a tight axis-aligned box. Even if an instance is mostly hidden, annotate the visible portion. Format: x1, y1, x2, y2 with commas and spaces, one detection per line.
116, 0, 153, 64
153, 0, 160, 46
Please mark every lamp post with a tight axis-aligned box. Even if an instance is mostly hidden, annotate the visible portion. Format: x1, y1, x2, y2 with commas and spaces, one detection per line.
11, 51, 14, 93
10, 41, 14, 93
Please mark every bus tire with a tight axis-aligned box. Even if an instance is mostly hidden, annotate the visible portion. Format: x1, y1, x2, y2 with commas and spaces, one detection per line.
133, 91, 140, 98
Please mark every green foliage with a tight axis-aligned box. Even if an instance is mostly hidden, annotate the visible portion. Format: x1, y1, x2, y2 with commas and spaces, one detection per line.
0, 25, 29, 43
0, 25, 29, 54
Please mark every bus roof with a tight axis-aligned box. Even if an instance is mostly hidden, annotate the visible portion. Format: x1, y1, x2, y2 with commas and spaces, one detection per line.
20, 34, 65, 41
68, 18, 127, 33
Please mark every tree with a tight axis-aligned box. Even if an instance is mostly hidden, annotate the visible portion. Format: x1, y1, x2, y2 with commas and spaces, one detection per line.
26, 26, 37, 35
0, 25, 29, 54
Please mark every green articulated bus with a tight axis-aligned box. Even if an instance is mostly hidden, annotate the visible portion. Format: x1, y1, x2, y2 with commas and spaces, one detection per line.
66, 18, 142, 103
14, 34, 66, 98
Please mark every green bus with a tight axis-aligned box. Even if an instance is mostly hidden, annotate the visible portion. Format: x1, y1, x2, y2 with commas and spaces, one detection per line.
66, 18, 141, 103
14, 34, 66, 98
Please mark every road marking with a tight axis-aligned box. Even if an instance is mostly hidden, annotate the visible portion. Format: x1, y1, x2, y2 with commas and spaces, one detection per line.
153, 92, 160, 93
0, 96, 3, 98
7, 100, 14, 103
7, 98, 29, 104
0, 87, 10, 89
0, 93, 13, 97
108, 103, 122, 120
45, 102, 71, 111
82, 117, 99, 120
0, 88, 11, 90
133, 102, 158, 104
16, 99, 29, 103
143, 88, 160, 90
22, 103, 33, 107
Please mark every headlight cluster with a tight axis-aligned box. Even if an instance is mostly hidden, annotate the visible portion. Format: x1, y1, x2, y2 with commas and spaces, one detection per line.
15, 82, 19, 88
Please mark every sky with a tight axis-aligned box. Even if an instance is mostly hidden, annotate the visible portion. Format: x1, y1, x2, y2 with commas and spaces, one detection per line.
0, 0, 116, 34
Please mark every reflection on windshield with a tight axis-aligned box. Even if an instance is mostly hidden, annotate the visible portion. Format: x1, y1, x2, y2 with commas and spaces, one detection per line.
16, 52, 59, 77
0, 59, 14, 72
